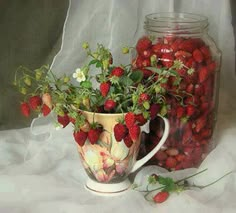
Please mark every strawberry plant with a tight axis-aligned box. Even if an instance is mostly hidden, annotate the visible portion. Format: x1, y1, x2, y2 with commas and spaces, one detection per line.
14, 42, 186, 148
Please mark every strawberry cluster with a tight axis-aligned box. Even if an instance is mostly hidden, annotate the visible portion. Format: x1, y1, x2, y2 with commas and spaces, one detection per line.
134, 36, 219, 170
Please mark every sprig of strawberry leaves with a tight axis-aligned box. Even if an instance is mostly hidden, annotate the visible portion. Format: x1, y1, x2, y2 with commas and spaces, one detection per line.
133, 169, 233, 204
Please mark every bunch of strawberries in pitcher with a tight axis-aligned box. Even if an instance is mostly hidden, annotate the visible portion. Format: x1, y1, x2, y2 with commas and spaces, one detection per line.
14, 42, 188, 151
133, 35, 220, 170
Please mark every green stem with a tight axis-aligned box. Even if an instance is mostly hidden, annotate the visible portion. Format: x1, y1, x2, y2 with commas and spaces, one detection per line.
190, 171, 233, 189
175, 168, 208, 184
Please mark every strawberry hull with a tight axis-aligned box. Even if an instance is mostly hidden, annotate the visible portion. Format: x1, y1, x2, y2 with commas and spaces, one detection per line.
134, 35, 221, 170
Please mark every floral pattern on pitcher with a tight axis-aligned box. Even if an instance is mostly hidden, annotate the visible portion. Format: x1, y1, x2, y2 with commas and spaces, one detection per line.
78, 131, 140, 183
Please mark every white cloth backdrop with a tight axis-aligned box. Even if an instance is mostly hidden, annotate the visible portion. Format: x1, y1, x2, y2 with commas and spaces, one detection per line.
1, 0, 236, 212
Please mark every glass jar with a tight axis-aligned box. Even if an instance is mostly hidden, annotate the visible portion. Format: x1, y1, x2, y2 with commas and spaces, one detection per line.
133, 13, 221, 170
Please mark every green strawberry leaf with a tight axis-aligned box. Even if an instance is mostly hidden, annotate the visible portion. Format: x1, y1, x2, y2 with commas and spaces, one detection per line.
120, 76, 133, 86
80, 80, 92, 88
145, 67, 162, 74
89, 59, 98, 66
130, 70, 143, 83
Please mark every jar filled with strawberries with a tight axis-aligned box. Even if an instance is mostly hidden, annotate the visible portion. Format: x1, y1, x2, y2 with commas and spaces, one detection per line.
133, 13, 221, 170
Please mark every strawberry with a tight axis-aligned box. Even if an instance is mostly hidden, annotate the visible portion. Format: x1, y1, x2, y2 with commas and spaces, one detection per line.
185, 57, 196, 69
165, 157, 177, 168
186, 105, 196, 117
176, 106, 185, 119
152, 43, 162, 54
88, 128, 102, 144
155, 150, 168, 161
161, 53, 174, 68
136, 36, 152, 53
20, 102, 30, 117
142, 58, 151, 67
100, 82, 110, 97
138, 93, 150, 104
104, 99, 116, 111
185, 70, 198, 84
123, 134, 133, 148
170, 37, 183, 52
194, 116, 207, 133
198, 66, 209, 83
194, 84, 204, 96
57, 113, 70, 128
179, 39, 197, 52
125, 112, 136, 128
41, 104, 51, 116
114, 123, 128, 142
42, 93, 52, 109
140, 49, 152, 58
186, 83, 194, 94
160, 44, 172, 53
129, 124, 140, 142
135, 113, 147, 126
193, 49, 204, 63
111, 67, 124, 77
166, 148, 179, 157
174, 50, 192, 58
150, 104, 160, 119
73, 130, 88, 146
29, 95, 42, 110
153, 191, 169, 203
177, 68, 186, 76
200, 45, 211, 59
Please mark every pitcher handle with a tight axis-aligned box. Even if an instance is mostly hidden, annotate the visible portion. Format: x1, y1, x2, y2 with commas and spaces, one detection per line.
131, 115, 169, 173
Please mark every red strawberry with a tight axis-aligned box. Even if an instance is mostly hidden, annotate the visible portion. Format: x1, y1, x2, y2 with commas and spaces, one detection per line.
123, 134, 133, 148
150, 104, 160, 119
136, 36, 152, 53
201, 129, 212, 139
193, 49, 204, 63
152, 43, 162, 54
88, 128, 102, 144
114, 123, 128, 142
42, 104, 51, 116
174, 50, 192, 58
135, 113, 147, 126
104, 99, 116, 111
194, 84, 204, 96
161, 53, 174, 68
155, 150, 168, 161
142, 58, 151, 67
125, 112, 136, 128
153, 191, 169, 203
185, 57, 196, 69
200, 45, 211, 59
176, 106, 185, 119
186, 105, 196, 117
140, 49, 152, 58
198, 66, 209, 83
20, 102, 30, 117
179, 39, 197, 52
177, 68, 186, 76
165, 157, 177, 168
29, 95, 42, 110
186, 83, 194, 94
194, 116, 207, 133
57, 113, 70, 128
185, 70, 198, 84
111, 67, 124, 77
73, 130, 88, 146
100, 82, 110, 97
138, 93, 150, 104
170, 38, 183, 52
129, 124, 140, 142
160, 44, 172, 53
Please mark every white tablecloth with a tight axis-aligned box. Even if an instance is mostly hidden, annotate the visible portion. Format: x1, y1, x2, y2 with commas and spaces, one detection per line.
1, 89, 236, 213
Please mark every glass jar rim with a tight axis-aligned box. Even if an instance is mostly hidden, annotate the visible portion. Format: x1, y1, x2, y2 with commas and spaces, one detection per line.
144, 12, 208, 35
145, 12, 208, 24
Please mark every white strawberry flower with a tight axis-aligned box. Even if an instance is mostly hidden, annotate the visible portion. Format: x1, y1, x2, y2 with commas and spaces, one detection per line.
72, 68, 86, 82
